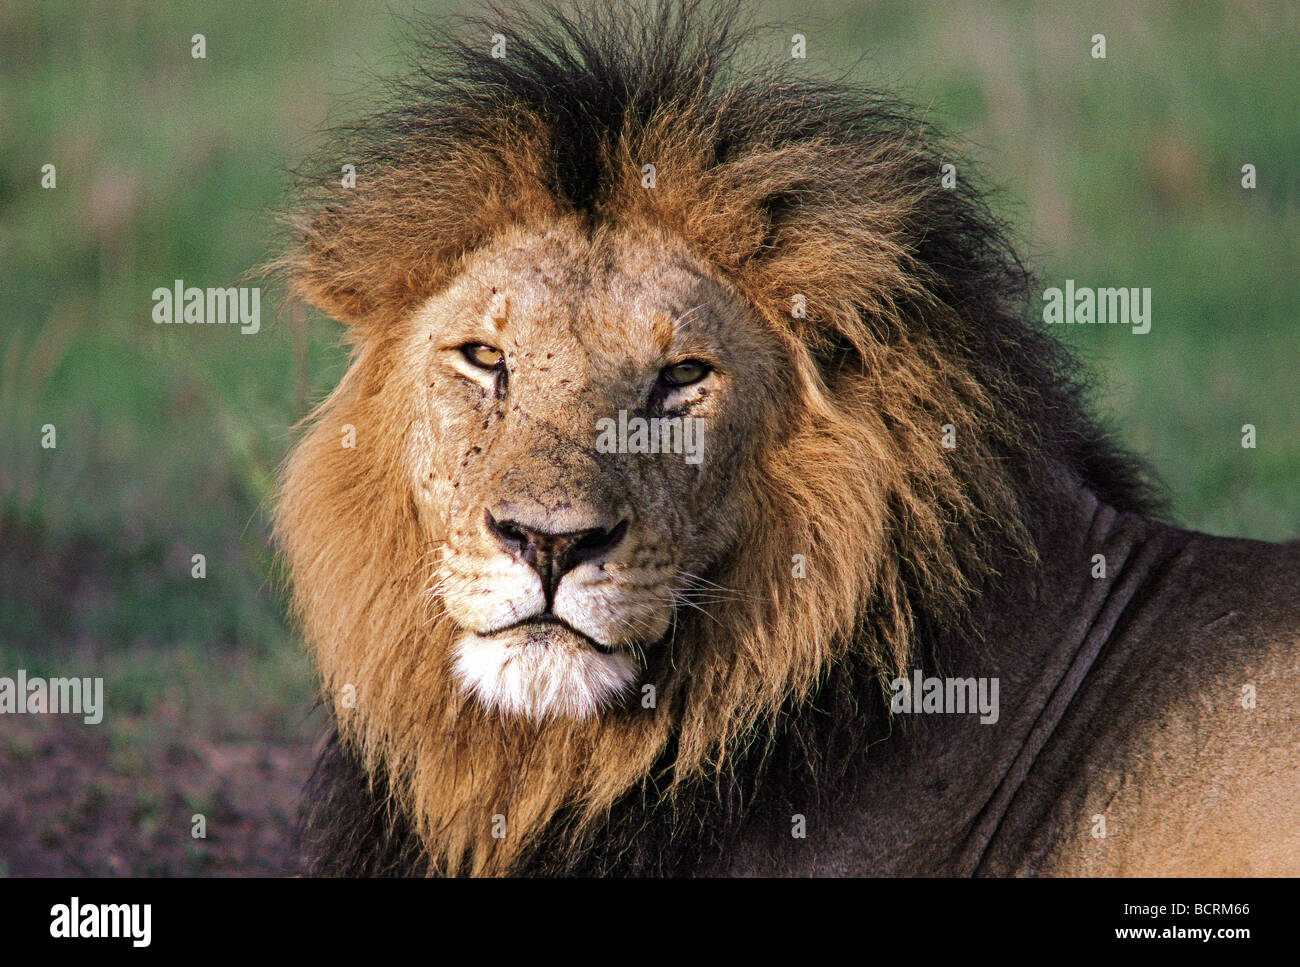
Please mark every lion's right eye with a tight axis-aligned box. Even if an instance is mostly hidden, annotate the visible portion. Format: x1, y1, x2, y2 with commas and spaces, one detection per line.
460, 344, 505, 370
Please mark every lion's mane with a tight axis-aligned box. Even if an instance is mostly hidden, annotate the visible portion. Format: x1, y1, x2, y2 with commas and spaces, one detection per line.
276, 0, 1158, 875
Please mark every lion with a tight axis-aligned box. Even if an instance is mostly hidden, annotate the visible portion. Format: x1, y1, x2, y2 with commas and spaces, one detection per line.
274, 0, 1300, 876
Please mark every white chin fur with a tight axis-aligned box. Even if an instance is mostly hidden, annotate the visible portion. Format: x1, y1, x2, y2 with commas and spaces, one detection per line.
452, 630, 639, 721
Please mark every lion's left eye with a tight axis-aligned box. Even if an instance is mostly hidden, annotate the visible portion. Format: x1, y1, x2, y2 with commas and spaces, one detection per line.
660, 359, 711, 387
460, 344, 505, 370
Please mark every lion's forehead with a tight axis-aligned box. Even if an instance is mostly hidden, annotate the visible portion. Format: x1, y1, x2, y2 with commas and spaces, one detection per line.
440, 227, 737, 356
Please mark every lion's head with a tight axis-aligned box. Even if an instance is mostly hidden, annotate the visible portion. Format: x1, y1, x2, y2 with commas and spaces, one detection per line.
276, 0, 1153, 875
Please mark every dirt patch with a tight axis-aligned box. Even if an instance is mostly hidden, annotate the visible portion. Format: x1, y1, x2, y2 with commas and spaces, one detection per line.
0, 714, 315, 876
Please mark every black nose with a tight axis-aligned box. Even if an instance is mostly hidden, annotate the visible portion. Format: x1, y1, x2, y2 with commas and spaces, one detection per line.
485, 511, 628, 606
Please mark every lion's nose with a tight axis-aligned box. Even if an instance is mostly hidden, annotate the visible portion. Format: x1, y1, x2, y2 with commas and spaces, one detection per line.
485, 510, 629, 606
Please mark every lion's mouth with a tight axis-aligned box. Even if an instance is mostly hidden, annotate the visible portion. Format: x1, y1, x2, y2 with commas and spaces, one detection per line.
489, 614, 617, 654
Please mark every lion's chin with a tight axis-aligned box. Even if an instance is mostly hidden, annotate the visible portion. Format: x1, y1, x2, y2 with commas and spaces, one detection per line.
451, 625, 640, 721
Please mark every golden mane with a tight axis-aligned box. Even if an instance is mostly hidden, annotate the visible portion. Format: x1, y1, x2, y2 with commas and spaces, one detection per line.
276, 0, 1153, 875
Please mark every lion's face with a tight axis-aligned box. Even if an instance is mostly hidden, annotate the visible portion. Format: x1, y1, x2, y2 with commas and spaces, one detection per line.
402, 224, 787, 720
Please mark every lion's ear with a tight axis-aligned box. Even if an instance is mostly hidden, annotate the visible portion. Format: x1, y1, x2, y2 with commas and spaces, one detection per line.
287, 208, 382, 326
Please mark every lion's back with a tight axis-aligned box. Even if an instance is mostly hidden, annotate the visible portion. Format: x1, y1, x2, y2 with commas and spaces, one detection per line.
988, 528, 1300, 876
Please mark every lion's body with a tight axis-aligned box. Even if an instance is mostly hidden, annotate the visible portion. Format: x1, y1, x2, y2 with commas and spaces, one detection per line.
708, 499, 1300, 876
278, 1, 1300, 877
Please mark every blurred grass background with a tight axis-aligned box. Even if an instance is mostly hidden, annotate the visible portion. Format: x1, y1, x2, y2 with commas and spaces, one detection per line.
0, 0, 1296, 873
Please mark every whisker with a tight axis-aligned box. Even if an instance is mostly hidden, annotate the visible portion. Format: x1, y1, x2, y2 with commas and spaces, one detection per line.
672, 569, 752, 599
656, 592, 725, 627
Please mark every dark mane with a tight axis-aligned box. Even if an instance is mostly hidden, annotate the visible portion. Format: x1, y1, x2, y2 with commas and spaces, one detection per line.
288, 0, 1159, 516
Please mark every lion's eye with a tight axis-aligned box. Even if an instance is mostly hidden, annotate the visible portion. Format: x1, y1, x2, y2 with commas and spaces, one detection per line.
660, 359, 711, 387
460, 344, 505, 370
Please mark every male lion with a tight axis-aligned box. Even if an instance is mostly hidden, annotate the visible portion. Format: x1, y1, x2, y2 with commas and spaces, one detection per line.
276, 0, 1300, 876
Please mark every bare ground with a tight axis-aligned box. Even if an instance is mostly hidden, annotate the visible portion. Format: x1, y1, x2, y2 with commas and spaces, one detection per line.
0, 713, 314, 877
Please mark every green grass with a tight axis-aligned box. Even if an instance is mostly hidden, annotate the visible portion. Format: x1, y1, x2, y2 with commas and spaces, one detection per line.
0, 0, 1296, 732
